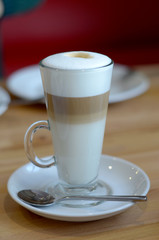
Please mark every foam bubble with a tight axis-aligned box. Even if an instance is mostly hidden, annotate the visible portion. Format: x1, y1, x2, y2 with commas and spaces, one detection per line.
42, 51, 111, 70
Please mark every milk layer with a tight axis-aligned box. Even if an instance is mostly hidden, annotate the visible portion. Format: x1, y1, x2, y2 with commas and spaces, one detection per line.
49, 117, 106, 185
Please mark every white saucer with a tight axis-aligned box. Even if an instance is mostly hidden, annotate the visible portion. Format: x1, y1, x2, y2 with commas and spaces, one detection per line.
0, 87, 10, 115
7, 155, 150, 222
6, 64, 149, 103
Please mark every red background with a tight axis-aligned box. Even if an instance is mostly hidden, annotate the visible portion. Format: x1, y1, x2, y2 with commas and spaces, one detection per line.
2, 0, 159, 76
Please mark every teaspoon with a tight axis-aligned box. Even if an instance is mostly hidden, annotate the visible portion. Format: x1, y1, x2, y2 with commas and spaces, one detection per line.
17, 189, 147, 207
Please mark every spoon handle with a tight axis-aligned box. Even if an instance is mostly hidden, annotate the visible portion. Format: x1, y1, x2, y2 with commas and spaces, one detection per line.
61, 195, 147, 202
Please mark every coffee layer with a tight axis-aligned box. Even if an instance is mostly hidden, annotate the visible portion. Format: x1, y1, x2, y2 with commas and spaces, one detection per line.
46, 91, 109, 124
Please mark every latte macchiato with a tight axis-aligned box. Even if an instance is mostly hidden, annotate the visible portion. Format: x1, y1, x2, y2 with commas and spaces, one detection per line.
40, 51, 113, 185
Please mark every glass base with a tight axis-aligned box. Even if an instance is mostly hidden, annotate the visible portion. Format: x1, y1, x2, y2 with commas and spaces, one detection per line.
45, 180, 112, 208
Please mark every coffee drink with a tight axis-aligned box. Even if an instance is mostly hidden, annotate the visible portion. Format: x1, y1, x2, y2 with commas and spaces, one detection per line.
40, 51, 113, 186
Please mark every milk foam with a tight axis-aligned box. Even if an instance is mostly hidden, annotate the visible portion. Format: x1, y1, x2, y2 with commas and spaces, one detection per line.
42, 51, 111, 70
40, 51, 113, 98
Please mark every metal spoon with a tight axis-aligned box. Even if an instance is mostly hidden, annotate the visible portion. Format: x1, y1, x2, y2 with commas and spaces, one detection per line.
17, 189, 147, 207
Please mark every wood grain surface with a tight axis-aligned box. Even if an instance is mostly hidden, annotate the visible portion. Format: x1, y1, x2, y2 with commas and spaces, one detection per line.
0, 64, 159, 239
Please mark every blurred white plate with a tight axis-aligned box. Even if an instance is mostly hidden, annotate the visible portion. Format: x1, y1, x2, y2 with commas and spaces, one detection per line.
7, 154, 150, 222
0, 87, 10, 115
6, 64, 150, 103
110, 64, 150, 103
6, 65, 43, 100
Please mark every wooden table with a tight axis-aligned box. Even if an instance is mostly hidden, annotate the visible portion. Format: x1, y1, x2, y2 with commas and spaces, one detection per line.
1, 64, 159, 239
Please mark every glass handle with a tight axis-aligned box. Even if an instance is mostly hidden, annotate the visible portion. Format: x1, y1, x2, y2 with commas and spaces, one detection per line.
24, 120, 56, 168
